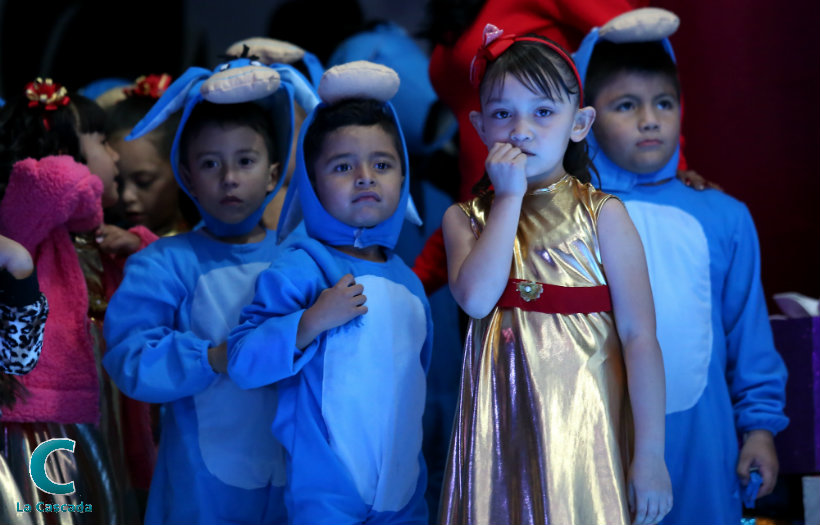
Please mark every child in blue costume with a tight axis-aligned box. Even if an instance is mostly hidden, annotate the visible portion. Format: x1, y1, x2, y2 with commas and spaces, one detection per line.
573, 9, 789, 524
103, 53, 320, 525
228, 62, 433, 525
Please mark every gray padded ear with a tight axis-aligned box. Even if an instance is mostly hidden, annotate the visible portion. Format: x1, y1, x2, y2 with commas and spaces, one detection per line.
598, 8, 679, 43
126, 67, 211, 140
317, 61, 399, 105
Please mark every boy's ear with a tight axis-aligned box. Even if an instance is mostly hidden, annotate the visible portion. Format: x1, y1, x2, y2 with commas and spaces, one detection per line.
179, 164, 195, 196
469, 110, 487, 143
570, 106, 596, 142
266, 162, 280, 193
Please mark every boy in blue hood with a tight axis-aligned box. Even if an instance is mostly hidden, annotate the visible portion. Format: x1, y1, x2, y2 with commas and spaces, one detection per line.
574, 9, 788, 525
228, 62, 432, 525
103, 52, 319, 524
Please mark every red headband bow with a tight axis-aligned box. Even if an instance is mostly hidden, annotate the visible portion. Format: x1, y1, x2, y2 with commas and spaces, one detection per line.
124, 73, 173, 99
25, 77, 70, 110
469, 24, 584, 106
24, 77, 70, 131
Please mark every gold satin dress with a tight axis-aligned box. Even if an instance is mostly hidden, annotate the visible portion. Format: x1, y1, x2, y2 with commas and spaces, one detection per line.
439, 175, 633, 525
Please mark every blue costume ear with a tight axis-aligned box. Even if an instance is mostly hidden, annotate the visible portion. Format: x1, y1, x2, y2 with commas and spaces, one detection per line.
126, 67, 211, 140
273, 64, 321, 112
300, 51, 325, 88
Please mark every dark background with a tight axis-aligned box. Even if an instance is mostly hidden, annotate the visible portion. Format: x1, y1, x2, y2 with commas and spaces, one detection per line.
1, 0, 818, 309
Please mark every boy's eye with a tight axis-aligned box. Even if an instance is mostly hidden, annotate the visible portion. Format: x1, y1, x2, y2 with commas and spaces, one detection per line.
614, 101, 635, 112
535, 108, 552, 117
239, 156, 256, 167
374, 161, 391, 171
491, 110, 510, 119
657, 99, 676, 110
333, 163, 352, 173
200, 159, 219, 170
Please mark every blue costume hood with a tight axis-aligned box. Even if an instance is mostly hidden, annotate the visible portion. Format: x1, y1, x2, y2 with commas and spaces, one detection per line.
127, 55, 319, 237
277, 97, 419, 250
573, 16, 680, 193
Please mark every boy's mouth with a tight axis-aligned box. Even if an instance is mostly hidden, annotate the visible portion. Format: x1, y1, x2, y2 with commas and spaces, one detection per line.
352, 191, 380, 203
220, 195, 243, 205
637, 139, 663, 147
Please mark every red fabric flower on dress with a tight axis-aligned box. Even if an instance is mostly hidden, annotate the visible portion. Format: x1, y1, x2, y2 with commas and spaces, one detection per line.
124, 74, 173, 99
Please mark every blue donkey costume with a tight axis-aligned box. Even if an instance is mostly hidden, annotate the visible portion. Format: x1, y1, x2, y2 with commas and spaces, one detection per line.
228, 62, 432, 525
103, 49, 320, 525
574, 10, 788, 524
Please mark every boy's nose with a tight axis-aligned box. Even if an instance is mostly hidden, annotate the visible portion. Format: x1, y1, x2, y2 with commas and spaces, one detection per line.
638, 108, 660, 131
355, 168, 376, 186
222, 168, 240, 187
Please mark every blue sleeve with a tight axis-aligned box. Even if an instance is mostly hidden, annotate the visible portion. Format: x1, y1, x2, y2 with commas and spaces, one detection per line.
227, 249, 325, 389
722, 205, 788, 435
103, 248, 217, 403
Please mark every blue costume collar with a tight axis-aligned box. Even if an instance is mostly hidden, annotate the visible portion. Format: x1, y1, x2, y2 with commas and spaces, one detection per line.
574, 28, 679, 193
277, 100, 413, 251
128, 58, 320, 237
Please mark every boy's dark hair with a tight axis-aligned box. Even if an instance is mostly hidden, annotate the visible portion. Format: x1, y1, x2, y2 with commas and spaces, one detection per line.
303, 98, 403, 181
584, 41, 681, 107
0, 91, 106, 199
178, 101, 278, 168
473, 38, 596, 192
107, 96, 180, 159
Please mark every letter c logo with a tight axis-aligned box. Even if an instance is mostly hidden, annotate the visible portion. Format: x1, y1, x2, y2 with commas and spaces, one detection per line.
29, 438, 76, 495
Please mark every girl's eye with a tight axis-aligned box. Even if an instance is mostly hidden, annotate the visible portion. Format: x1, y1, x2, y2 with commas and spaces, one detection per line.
239, 156, 255, 167
135, 176, 155, 189
536, 108, 552, 117
333, 163, 352, 173
200, 159, 219, 170
374, 161, 391, 171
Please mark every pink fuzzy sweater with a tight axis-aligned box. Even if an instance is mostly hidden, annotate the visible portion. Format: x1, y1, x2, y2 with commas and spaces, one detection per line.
0, 156, 156, 423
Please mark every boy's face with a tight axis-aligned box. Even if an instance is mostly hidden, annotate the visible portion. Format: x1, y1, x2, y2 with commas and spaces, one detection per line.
182, 124, 278, 225
80, 132, 120, 208
591, 71, 681, 174
312, 124, 403, 229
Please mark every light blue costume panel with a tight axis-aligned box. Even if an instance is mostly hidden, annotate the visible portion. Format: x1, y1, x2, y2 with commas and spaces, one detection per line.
575, 29, 788, 525
229, 92, 433, 525
229, 240, 432, 525
103, 231, 287, 525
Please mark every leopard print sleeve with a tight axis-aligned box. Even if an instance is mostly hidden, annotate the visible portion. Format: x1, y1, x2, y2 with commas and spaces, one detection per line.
1, 293, 48, 375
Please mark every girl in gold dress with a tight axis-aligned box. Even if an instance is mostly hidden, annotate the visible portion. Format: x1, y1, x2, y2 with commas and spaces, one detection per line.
439, 24, 672, 525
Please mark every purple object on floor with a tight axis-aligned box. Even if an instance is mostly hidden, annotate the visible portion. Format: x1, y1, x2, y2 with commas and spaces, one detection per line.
771, 316, 820, 474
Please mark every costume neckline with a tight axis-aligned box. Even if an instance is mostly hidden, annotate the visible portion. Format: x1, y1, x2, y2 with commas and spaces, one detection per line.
528, 174, 571, 195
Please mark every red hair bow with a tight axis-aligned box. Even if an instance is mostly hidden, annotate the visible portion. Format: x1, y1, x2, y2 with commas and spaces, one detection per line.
469, 24, 584, 106
124, 73, 173, 99
24, 78, 70, 110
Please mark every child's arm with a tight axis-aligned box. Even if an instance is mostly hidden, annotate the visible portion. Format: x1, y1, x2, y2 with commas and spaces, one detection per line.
96, 224, 158, 256
296, 274, 367, 349
598, 198, 672, 525
722, 205, 787, 498
1, 235, 47, 375
228, 247, 364, 389
103, 248, 221, 403
443, 142, 527, 318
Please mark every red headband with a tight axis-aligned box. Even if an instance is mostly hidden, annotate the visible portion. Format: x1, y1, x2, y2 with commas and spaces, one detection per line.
469, 24, 584, 106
